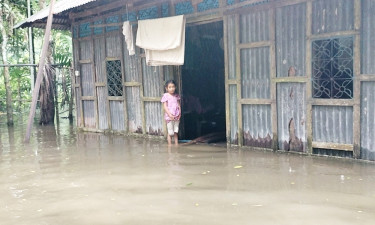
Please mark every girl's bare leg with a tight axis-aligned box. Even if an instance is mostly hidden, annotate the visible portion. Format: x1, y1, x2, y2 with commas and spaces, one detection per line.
174, 133, 178, 145
167, 135, 172, 145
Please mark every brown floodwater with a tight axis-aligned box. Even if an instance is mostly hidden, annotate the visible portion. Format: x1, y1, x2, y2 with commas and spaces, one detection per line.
1, 116, 375, 225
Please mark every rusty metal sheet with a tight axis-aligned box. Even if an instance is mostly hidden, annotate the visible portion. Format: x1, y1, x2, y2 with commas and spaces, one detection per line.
361, 81, 375, 161
312, 0, 354, 34
240, 10, 270, 43
277, 83, 306, 152
241, 47, 270, 99
312, 106, 353, 144
242, 104, 272, 148
110, 101, 125, 131
83, 100, 96, 128
276, 3, 306, 77
145, 102, 163, 136
229, 85, 238, 144
361, 0, 375, 74
126, 87, 143, 133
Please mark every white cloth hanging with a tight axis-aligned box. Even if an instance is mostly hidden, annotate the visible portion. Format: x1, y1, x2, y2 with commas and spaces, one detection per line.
122, 21, 135, 56
136, 15, 185, 66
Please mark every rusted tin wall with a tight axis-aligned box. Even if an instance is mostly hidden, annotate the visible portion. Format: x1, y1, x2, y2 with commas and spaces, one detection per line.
360, 82, 375, 161
109, 101, 125, 131
106, 33, 126, 131
229, 85, 238, 144
83, 101, 96, 128
123, 40, 142, 133
73, 40, 81, 127
94, 37, 109, 130
141, 59, 163, 135
276, 3, 306, 77
106, 35, 122, 58
311, 0, 354, 34
241, 47, 270, 99
277, 83, 306, 152
239, 10, 269, 43
227, 15, 236, 80
312, 106, 353, 144
79, 39, 96, 129
242, 105, 272, 148
361, 0, 375, 74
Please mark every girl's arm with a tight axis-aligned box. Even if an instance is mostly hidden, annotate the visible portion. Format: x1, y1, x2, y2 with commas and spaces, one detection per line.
163, 102, 174, 120
176, 99, 181, 120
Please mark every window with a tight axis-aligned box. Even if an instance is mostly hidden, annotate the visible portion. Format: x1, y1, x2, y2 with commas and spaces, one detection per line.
106, 60, 123, 96
312, 37, 353, 99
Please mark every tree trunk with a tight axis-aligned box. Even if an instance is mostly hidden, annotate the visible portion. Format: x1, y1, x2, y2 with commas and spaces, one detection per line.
0, 10, 14, 126
39, 40, 55, 125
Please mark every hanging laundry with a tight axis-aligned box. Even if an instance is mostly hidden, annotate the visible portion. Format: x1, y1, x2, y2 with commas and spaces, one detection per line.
136, 15, 185, 66
122, 21, 135, 56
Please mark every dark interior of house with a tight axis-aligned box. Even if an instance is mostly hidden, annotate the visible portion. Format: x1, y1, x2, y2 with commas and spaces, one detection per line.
181, 21, 226, 141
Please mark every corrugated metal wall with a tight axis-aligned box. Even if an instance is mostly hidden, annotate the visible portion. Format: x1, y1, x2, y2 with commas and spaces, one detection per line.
141, 59, 163, 135
106, 33, 125, 131
83, 101, 96, 128
229, 85, 238, 144
242, 104, 272, 148
227, 15, 236, 80
110, 101, 125, 131
240, 10, 269, 43
361, 0, 375, 74
241, 47, 270, 99
312, 0, 354, 34
123, 40, 142, 133
94, 37, 109, 130
276, 3, 306, 77
360, 82, 375, 161
277, 83, 306, 152
312, 106, 353, 144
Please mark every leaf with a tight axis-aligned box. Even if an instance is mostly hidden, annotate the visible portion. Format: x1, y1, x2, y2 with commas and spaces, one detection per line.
186, 182, 193, 186
234, 165, 243, 169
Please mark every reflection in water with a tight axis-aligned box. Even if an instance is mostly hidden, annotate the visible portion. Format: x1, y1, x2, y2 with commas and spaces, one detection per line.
0, 117, 375, 224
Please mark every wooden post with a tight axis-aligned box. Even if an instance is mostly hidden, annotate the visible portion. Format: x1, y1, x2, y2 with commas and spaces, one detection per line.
24, 0, 56, 143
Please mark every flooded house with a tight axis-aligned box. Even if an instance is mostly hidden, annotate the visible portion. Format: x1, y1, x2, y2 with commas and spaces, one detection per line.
16, 0, 375, 161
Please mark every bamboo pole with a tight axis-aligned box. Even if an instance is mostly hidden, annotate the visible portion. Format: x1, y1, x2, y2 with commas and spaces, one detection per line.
24, 0, 56, 143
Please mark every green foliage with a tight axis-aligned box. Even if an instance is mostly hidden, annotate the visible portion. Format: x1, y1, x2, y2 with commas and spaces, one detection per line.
0, 0, 73, 113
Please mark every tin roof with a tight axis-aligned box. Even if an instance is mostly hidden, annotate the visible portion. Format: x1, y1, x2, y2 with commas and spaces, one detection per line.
14, 0, 98, 30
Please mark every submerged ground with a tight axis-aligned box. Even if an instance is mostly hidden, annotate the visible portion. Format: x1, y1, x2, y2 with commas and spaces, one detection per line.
1, 115, 375, 225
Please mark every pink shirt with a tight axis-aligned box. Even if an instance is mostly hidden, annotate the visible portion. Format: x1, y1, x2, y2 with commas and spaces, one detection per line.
161, 93, 180, 122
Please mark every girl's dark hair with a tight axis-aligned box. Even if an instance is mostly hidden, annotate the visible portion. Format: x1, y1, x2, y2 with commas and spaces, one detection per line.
164, 80, 178, 93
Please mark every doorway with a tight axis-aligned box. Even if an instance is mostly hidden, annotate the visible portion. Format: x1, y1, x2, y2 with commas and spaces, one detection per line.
180, 21, 226, 141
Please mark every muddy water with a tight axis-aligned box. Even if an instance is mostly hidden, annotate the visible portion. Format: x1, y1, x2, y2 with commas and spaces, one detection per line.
1, 118, 375, 225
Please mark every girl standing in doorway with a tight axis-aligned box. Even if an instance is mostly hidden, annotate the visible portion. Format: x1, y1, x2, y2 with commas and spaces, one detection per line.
161, 80, 181, 145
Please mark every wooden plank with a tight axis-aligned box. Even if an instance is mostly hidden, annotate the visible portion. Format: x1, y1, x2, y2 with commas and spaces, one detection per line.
25, 0, 56, 143
120, 34, 129, 133
360, 75, 375, 81
237, 41, 271, 49
305, 0, 312, 154
143, 97, 162, 102
91, 37, 99, 130
235, 13, 243, 147
269, 8, 277, 151
312, 142, 353, 152
240, 99, 273, 105
224, 0, 309, 15
79, 59, 92, 64
311, 99, 355, 106
124, 81, 142, 86
81, 96, 96, 101
272, 77, 308, 83
353, 0, 361, 159
309, 30, 359, 40
224, 15, 231, 145
227, 80, 237, 85
95, 82, 106, 87
108, 96, 124, 101
104, 32, 112, 130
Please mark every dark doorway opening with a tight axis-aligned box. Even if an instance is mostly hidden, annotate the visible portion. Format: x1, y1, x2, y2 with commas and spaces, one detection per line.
181, 21, 226, 141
